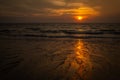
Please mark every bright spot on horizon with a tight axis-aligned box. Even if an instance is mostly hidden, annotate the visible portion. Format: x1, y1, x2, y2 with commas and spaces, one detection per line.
74, 16, 84, 21
77, 16, 83, 20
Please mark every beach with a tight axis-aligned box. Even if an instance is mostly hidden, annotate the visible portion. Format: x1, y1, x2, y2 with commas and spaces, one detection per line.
0, 38, 120, 80
0, 23, 120, 80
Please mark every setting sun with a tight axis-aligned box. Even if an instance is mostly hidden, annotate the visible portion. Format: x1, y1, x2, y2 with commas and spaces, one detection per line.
77, 16, 83, 20
74, 16, 84, 21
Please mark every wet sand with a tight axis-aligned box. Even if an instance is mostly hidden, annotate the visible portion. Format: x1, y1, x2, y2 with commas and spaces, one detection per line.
0, 38, 120, 80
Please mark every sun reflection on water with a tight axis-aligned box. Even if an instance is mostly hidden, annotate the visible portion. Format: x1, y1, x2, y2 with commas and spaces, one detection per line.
52, 40, 93, 80
71, 40, 92, 80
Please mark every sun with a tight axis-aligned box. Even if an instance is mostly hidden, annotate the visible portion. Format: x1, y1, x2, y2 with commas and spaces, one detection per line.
77, 16, 83, 20
74, 16, 84, 21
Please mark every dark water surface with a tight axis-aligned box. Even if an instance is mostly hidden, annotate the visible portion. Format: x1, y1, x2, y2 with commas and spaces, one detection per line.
0, 23, 120, 80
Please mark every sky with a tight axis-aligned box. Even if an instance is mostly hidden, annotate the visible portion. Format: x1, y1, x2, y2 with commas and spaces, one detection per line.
0, 0, 120, 23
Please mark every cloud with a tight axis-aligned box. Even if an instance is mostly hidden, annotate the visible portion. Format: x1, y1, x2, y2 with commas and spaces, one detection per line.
48, 0, 66, 6
0, 0, 120, 22
0, 0, 100, 16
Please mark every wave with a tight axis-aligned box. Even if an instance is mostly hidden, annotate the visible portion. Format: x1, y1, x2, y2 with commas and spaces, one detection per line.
0, 29, 120, 34
0, 34, 119, 39
0, 23, 120, 39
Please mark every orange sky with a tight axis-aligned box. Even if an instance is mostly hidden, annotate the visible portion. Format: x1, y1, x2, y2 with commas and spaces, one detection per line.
0, 0, 120, 23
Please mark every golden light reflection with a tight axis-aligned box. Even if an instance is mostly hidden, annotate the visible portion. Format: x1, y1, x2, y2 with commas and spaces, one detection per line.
56, 40, 93, 80
72, 40, 92, 80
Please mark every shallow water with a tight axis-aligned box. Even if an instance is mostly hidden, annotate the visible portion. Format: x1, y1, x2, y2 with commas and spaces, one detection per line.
0, 23, 120, 80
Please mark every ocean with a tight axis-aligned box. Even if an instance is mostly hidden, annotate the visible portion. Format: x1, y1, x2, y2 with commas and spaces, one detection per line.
0, 23, 120, 80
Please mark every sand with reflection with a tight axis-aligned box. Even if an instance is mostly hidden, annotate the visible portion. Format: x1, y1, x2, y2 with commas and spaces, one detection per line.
61, 40, 92, 80
0, 39, 120, 80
